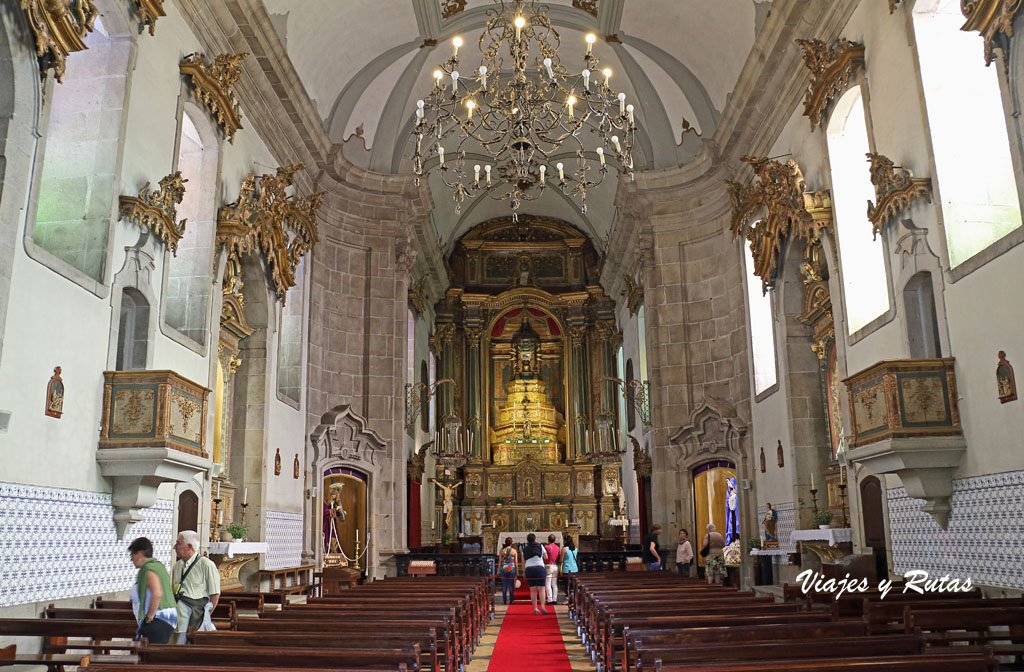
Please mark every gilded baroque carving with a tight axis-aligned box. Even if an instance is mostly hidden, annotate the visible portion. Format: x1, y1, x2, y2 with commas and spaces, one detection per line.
961, 0, 1023, 67
118, 172, 188, 256
569, 324, 588, 346
622, 274, 644, 316
632, 437, 652, 479
572, 0, 599, 16
408, 448, 426, 481
796, 38, 865, 130
217, 165, 323, 302
129, 0, 166, 35
21, 0, 97, 84
408, 276, 427, 315
441, 0, 467, 19
728, 156, 818, 292
179, 52, 248, 143
866, 153, 933, 239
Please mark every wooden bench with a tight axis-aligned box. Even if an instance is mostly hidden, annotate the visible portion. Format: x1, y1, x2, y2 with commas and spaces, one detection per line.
137, 642, 421, 671
257, 565, 316, 597
0, 644, 130, 670
652, 652, 998, 672
83, 666, 408, 672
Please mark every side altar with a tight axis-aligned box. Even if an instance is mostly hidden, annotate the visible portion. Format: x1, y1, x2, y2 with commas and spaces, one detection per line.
425, 218, 627, 551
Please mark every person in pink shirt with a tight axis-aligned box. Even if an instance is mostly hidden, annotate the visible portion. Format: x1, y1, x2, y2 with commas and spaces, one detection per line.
544, 534, 561, 605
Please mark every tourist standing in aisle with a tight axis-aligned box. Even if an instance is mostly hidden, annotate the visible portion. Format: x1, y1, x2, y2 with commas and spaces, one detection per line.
522, 533, 549, 614
171, 530, 221, 643
128, 537, 177, 644
543, 534, 561, 605
675, 528, 693, 577
703, 523, 726, 585
497, 537, 518, 605
559, 534, 579, 598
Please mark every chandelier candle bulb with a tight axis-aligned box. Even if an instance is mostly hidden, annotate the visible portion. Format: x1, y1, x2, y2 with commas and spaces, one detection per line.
466, 99, 475, 120
618, 92, 626, 115
514, 16, 525, 40
438, 146, 445, 166
479, 65, 487, 89
452, 36, 463, 58
543, 57, 554, 79
596, 146, 605, 166
603, 67, 612, 85
582, 68, 590, 90
474, 164, 481, 184
567, 95, 576, 120
626, 103, 634, 125
612, 135, 622, 153
484, 164, 491, 185
539, 164, 546, 185
450, 71, 459, 93
585, 33, 596, 55
557, 162, 564, 181
433, 69, 443, 86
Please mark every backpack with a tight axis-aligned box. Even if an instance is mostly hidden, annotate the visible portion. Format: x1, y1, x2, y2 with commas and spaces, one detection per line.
500, 548, 515, 576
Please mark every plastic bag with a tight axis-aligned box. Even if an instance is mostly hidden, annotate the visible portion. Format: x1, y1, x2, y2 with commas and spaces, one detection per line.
198, 601, 216, 632
514, 579, 521, 589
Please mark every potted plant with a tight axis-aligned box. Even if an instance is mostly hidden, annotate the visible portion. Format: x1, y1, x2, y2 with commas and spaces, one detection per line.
749, 537, 762, 550
814, 511, 834, 530
226, 522, 247, 541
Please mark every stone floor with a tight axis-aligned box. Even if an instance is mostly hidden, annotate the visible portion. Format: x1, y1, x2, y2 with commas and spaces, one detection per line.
464, 596, 596, 672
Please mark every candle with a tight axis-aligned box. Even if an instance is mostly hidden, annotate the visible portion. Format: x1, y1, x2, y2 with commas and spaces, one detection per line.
596, 147, 605, 166
618, 92, 626, 116
356, 529, 360, 545
585, 33, 596, 55
582, 68, 590, 91
810, 472, 815, 491
841, 467, 847, 486
452, 36, 462, 59
215, 481, 220, 499
218, 510, 223, 525
243, 488, 248, 505
514, 16, 525, 41
479, 65, 487, 89
539, 165, 546, 185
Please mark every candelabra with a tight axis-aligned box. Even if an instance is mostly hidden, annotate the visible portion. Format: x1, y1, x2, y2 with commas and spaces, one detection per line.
809, 488, 819, 516
240, 502, 249, 529
411, 0, 637, 219
838, 466, 849, 528
211, 497, 223, 543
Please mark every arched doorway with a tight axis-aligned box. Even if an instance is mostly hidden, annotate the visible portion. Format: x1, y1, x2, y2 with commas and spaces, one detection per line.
322, 467, 368, 564
860, 475, 888, 580
693, 460, 738, 570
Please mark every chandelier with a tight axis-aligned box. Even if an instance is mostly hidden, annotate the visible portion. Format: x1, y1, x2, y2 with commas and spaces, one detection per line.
584, 409, 625, 464
411, 0, 637, 218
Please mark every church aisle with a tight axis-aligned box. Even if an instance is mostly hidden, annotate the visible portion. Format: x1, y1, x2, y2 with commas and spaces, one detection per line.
464, 587, 593, 672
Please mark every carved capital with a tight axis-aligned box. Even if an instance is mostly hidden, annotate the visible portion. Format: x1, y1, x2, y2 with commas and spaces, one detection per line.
179, 52, 248, 143
441, 0, 466, 19
465, 326, 483, 347
961, 0, 1023, 68
622, 274, 644, 316
572, 0, 599, 17
21, 0, 97, 84
217, 165, 323, 302
866, 153, 932, 239
569, 325, 588, 346
728, 156, 817, 293
796, 38, 865, 130
119, 172, 188, 255
408, 276, 427, 315
129, 0, 166, 35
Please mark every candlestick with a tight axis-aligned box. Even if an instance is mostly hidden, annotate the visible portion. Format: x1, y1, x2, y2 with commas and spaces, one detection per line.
218, 509, 223, 525
215, 481, 220, 499
240, 502, 249, 528
810, 472, 815, 491
243, 488, 247, 505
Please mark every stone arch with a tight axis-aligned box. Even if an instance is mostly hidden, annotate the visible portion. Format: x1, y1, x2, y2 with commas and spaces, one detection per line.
107, 233, 158, 370
892, 220, 951, 358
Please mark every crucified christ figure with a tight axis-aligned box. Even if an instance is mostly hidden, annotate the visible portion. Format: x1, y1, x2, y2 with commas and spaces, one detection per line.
430, 478, 463, 532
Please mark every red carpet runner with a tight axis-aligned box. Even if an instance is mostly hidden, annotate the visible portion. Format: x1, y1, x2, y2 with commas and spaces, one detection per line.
487, 585, 573, 672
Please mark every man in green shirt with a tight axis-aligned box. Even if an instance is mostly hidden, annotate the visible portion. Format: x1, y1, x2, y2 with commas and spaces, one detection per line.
172, 530, 221, 643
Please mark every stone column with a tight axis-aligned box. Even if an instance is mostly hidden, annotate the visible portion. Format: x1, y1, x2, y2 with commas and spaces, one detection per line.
464, 325, 483, 461
568, 322, 589, 462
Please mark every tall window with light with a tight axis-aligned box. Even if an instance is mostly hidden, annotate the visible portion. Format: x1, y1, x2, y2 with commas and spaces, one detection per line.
743, 244, 777, 395
912, 0, 1022, 268
826, 86, 890, 333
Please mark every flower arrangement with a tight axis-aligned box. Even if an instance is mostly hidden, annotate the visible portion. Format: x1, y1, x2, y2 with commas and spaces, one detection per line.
814, 510, 834, 527
226, 522, 247, 540
749, 538, 763, 550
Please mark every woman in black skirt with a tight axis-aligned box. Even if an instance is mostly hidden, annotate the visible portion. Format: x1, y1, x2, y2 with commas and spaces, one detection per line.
522, 533, 549, 614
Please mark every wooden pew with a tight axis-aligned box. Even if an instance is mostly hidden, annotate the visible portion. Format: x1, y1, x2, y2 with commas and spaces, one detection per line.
652, 652, 998, 672
257, 565, 316, 597
0, 644, 129, 670
83, 666, 407, 672
622, 622, 870, 672
635, 634, 923, 672
137, 643, 421, 670
862, 596, 1024, 634
906, 606, 1024, 651
191, 627, 441, 672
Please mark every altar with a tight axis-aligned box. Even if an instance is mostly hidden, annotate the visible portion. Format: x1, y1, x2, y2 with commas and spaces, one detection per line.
207, 541, 267, 591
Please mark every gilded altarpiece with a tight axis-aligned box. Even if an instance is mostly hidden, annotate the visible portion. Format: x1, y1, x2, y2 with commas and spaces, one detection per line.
437, 218, 623, 549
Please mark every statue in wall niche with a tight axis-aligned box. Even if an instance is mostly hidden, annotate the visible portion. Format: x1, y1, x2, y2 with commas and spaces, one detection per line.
274, 448, 282, 476
45, 366, 64, 419
293, 453, 300, 479
759, 447, 766, 474
323, 483, 346, 554
777, 440, 784, 467
725, 477, 739, 545
616, 485, 626, 517
997, 351, 1017, 403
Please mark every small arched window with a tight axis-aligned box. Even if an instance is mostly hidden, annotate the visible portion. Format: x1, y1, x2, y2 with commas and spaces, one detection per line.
32, 15, 131, 283
742, 243, 777, 395
912, 0, 1022, 269
903, 272, 941, 358
421, 359, 430, 433
826, 86, 891, 333
625, 359, 636, 431
116, 288, 149, 370
164, 108, 219, 344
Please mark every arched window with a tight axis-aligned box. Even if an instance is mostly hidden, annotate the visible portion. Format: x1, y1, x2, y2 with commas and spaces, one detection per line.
637, 306, 649, 382
903, 272, 942, 358
277, 258, 305, 403
826, 86, 890, 333
116, 288, 149, 370
742, 244, 777, 394
407, 309, 416, 386
419, 360, 429, 433
625, 359, 636, 431
164, 108, 219, 344
32, 15, 131, 283
912, 0, 1022, 269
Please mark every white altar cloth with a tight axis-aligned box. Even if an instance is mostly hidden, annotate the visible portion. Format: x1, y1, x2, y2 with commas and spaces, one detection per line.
499, 531, 563, 547
790, 528, 852, 546
207, 541, 268, 558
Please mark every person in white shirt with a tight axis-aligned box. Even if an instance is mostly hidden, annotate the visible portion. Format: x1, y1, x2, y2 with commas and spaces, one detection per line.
675, 528, 693, 577
171, 530, 221, 643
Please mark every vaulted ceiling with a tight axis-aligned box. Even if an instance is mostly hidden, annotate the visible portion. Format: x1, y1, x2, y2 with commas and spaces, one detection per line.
262, 0, 765, 248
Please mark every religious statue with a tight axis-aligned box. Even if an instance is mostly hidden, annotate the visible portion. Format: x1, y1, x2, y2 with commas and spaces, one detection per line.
274, 448, 282, 476
725, 477, 739, 545
762, 501, 779, 549
431, 478, 462, 532
323, 483, 346, 554
615, 485, 627, 517
45, 366, 64, 419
